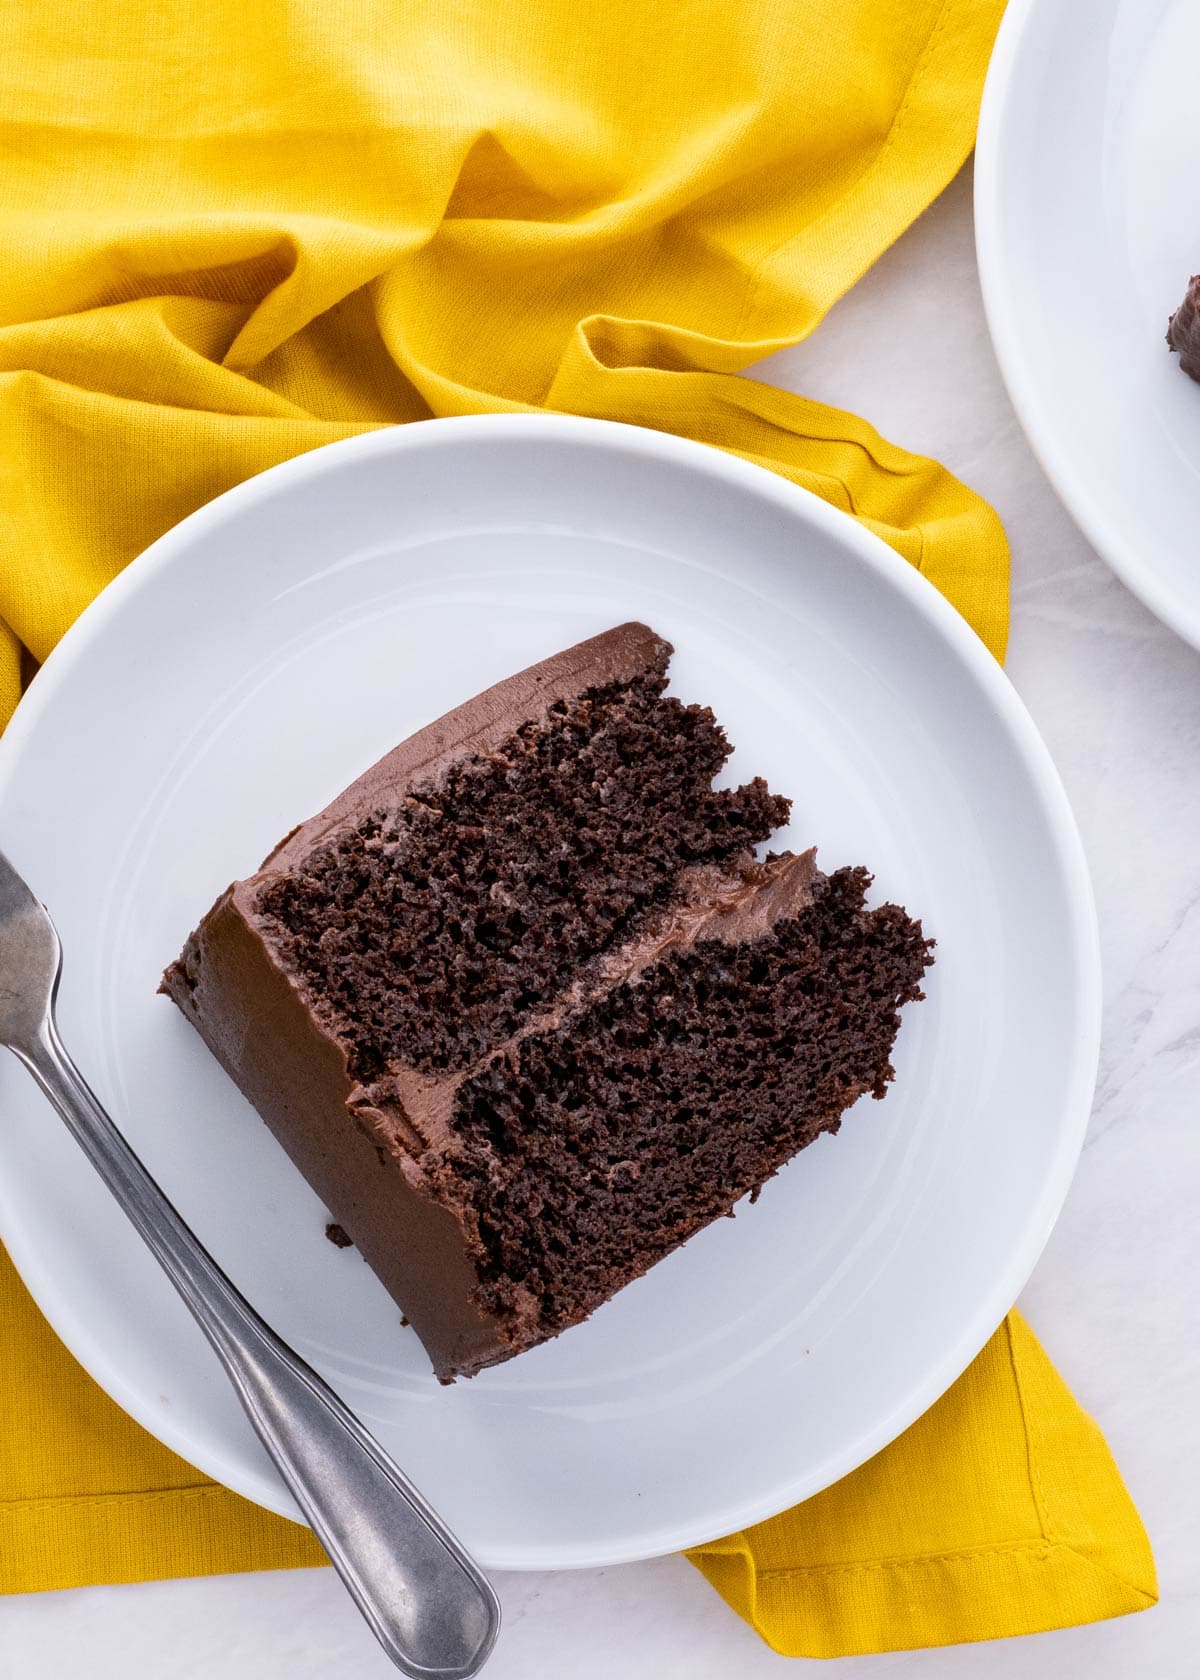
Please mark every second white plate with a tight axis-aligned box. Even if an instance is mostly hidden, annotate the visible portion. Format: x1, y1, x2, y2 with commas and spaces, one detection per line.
0, 416, 1098, 1569
977, 0, 1200, 650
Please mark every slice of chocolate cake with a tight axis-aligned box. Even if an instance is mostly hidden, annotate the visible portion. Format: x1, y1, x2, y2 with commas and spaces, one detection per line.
1167, 274, 1200, 382
163, 624, 932, 1380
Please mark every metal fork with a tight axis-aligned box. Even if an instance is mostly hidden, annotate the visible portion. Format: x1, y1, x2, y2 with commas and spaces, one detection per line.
0, 848, 499, 1679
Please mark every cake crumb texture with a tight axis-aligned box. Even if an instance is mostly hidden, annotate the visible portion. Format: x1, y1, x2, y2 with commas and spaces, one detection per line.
257, 657, 788, 1080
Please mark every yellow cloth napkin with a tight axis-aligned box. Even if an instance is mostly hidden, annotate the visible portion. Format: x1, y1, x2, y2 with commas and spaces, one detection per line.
0, 0, 1155, 1656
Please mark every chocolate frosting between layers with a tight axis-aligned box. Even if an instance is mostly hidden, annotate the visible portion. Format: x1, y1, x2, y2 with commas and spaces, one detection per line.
364, 848, 822, 1154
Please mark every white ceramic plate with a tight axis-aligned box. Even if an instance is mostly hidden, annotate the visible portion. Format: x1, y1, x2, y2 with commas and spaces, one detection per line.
976, 0, 1200, 649
0, 416, 1098, 1570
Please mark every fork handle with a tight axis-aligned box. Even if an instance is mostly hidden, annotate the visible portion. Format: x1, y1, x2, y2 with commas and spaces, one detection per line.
16, 1014, 500, 1680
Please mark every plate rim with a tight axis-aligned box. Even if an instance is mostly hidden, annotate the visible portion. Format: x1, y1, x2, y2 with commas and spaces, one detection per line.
974, 0, 1200, 652
0, 413, 1102, 1568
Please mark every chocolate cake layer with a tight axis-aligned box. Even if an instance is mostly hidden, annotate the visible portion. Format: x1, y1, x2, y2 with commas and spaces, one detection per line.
252, 633, 786, 1081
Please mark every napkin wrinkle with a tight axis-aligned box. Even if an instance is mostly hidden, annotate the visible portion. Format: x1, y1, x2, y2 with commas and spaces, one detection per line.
1007, 1315, 1157, 1607
733, 0, 957, 338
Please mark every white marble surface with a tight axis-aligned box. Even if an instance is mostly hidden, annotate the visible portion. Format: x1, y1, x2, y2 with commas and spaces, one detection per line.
1, 164, 1197, 1680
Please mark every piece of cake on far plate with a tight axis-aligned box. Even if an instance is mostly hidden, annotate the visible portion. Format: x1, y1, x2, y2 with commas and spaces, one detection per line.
163, 624, 932, 1381
1167, 274, 1200, 382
